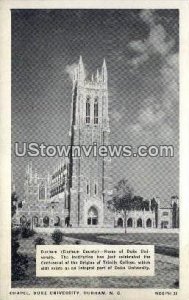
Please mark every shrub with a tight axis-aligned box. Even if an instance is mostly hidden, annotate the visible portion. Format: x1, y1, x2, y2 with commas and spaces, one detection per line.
11, 252, 28, 280
75, 240, 81, 245
12, 226, 21, 237
11, 228, 28, 280
174, 280, 179, 288
34, 237, 46, 248
51, 229, 63, 244
21, 226, 35, 238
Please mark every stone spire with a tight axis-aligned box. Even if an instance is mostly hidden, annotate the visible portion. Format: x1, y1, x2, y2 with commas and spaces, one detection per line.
11, 170, 16, 192
101, 58, 108, 85
77, 55, 85, 84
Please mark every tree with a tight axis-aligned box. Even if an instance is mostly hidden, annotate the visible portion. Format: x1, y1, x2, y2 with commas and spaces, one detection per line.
132, 196, 143, 210
172, 201, 179, 228
142, 200, 150, 211
151, 198, 158, 227
11, 228, 28, 280
171, 196, 179, 228
11, 191, 28, 280
107, 179, 134, 233
51, 230, 64, 244
11, 191, 18, 217
34, 237, 46, 248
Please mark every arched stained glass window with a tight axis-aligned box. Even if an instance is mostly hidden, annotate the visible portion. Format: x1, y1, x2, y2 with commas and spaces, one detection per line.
86, 97, 90, 124
94, 97, 98, 124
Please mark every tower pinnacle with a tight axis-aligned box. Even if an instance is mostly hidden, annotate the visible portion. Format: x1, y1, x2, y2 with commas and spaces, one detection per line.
96, 68, 100, 82
79, 55, 83, 66
101, 58, 107, 84
102, 58, 107, 69
77, 55, 85, 84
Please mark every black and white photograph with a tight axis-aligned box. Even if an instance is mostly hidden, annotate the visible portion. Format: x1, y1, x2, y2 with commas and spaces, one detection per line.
4, 6, 182, 296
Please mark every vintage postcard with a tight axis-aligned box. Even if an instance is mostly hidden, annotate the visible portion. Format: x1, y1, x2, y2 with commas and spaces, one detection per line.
0, 0, 189, 299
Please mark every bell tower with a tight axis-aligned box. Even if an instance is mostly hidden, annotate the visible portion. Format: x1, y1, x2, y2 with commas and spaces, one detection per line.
69, 56, 112, 227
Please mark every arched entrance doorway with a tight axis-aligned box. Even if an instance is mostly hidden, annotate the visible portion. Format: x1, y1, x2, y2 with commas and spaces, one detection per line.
87, 207, 98, 225
65, 217, 70, 227
117, 218, 123, 227
32, 216, 38, 228
43, 216, 49, 227
127, 218, 133, 227
20, 215, 27, 225
137, 218, 142, 227
54, 216, 60, 227
146, 218, 152, 228
161, 221, 169, 228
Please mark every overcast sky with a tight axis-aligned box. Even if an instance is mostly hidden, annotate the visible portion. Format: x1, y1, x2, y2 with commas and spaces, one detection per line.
12, 9, 179, 204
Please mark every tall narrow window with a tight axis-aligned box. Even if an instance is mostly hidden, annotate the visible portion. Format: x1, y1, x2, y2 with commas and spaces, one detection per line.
39, 182, 46, 200
87, 183, 89, 195
94, 97, 98, 124
86, 97, 90, 124
94, 183, 97, 195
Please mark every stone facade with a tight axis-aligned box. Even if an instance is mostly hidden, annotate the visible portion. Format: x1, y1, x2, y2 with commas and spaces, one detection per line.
17, 160, 70, 228
115, 210, 156, 229
158, 196, 179, 229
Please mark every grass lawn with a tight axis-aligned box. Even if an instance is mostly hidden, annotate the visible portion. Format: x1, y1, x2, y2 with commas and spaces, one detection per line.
12, 232, 179, 289
64, 232, 179, 247
63, 232, 179, 256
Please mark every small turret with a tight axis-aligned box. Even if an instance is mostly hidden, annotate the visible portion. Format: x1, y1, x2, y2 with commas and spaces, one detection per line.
171, 195, 179, 207
34, 168, 38, 183
73, 56, 86, 88
29, 162, 33, 181
96, 68, 100, 82
25, 164, 29, 180
47, 172, 51, 184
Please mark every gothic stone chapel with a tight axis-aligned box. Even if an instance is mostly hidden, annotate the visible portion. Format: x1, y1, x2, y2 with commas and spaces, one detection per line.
16, 57, 179, 230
